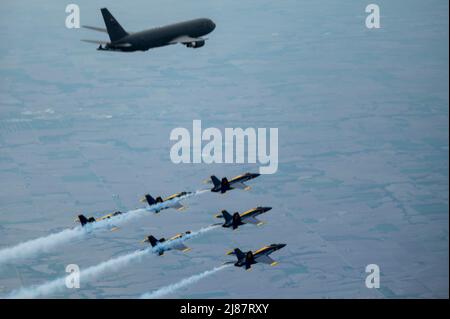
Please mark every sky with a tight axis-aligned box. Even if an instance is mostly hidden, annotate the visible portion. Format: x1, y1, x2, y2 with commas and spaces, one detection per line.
0, 0, 448, 298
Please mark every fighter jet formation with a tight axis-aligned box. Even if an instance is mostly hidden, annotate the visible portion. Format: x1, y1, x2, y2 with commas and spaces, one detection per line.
71, 172, 286, 272
82, 8, 216, 52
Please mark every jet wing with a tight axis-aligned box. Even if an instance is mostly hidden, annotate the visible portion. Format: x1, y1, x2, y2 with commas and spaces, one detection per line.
231, 182, 250, 190
164, 194, 178, 201
169, 202, 186, 211
96, 211, 123, 221
171, 242, 191, 252
242, 216, 263, 226
169, 35, 207, 44
229, 174, 247, 183
81, 40, 131, 48
96, 213, 113, 221
115, 43, 133, 48
255, 254, 278, 266
169, 234, 183, 240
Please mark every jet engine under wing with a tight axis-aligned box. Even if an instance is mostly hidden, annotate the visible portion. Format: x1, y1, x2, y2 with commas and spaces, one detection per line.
169, 35, 207, 44
255, 254, 277, 266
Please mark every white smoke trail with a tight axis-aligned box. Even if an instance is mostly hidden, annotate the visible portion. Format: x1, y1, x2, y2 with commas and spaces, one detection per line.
8, 248, 151, 299
90, 190, 205, 230
0, 227, 86, 266
0, 190, 207, 266
141, 264, 231, 299
7, 224, 218, 299
155, 224, 220, 251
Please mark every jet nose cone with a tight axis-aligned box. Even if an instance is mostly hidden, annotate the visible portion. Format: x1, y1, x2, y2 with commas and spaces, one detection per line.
210, 20, 216, 31
278, 244, 287, 249
262, 207, 272, 212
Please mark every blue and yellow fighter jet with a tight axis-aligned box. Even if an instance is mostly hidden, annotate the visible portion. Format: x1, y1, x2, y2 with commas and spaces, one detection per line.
226, 244, 286, 270
214, 207, 272, 230
140, 192, 191, 213
207, 172, 260, 194
76, 211, 123, 230
142, 231, 193, 256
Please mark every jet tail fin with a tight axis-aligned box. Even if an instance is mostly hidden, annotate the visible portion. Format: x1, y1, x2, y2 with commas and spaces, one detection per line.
78, 214, 95, 226
211, 175, 221, 187
147, 235, 160, 247
100, 8, 128, 42
221, 210, 233, 222
234, 248, 246, 261
143, 194, 157, 206
78, 214, 88, 226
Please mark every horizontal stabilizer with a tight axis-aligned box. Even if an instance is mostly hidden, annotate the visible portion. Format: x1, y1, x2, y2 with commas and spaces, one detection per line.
82, 25, 108, 33
81, 39, 110, 45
